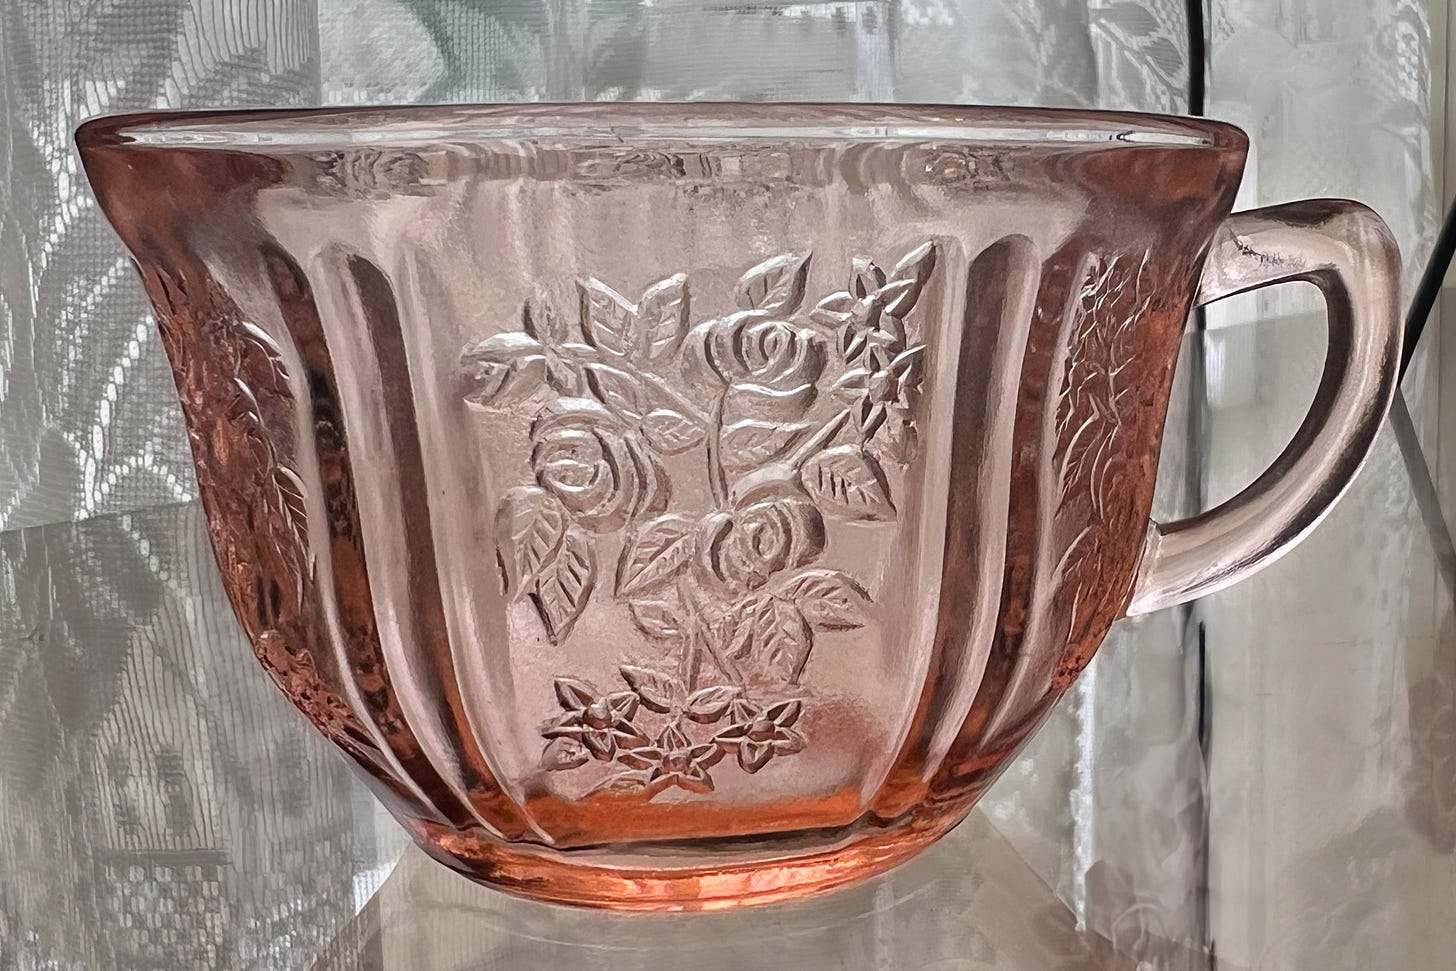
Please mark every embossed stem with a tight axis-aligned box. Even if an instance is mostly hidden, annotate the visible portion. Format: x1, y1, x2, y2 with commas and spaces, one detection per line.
786, 407, 852, 470
681, 580, 743, 686
700, 629, 742, 685
567, 343, 712, 425
707, 392, 729, 507
679, 627, 703, 692
637, 367, 713, 426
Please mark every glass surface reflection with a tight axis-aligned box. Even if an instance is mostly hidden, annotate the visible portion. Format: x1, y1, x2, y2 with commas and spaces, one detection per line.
312, 813, 1184, 971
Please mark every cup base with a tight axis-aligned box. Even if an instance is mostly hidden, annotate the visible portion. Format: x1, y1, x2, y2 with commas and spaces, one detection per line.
400, 813, 964, 911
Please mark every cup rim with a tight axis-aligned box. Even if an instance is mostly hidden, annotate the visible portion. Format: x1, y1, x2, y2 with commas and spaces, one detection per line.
76, 102, 1248, 155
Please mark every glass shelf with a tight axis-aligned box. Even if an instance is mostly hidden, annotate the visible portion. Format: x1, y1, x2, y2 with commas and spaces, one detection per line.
4, 315, 1452, 969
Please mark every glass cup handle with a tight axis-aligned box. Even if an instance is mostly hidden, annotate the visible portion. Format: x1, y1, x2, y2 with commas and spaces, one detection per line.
1125, 200, 1402, 616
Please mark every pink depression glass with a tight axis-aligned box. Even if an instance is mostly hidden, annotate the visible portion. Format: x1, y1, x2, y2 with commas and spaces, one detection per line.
77, 104, 1401, 910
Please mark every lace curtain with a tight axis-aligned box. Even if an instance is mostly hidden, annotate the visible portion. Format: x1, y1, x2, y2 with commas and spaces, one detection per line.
1, 2, 1446, 968
1200, 2, 1452, 968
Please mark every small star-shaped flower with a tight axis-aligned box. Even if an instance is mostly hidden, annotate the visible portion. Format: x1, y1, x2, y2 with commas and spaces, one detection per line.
542, 678, 646, 760
831, 345, 923, 438
619, 724, 724, 794
714, 698, 805, 773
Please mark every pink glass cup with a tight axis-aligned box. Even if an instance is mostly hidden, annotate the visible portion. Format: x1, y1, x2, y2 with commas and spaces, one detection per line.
78, 104, 1400, 909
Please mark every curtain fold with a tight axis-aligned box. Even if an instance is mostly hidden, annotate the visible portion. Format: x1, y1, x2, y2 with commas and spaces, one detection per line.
0, 0, 319, 532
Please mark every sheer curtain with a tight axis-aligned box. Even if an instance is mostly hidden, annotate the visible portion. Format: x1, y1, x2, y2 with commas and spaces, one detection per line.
0, 5, 370, 969
1200, 2, 1451, 967
0, 3, 1446, 968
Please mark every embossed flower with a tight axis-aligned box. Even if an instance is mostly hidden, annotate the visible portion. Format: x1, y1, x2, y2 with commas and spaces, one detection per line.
542, 678, 647, 761
530, 397, 668, 532
695, 492, 825, 592
831, 344, 924, 439
686, 310, 825, 418
619, 724, 724, 794
714, 698, 805, 773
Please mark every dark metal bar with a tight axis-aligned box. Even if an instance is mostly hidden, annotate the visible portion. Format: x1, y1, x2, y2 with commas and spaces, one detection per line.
1184, 4, 1214, 966
1401, 197, 1456, 380
1389, 395, 1456, 598
1186, 0, 1206, 116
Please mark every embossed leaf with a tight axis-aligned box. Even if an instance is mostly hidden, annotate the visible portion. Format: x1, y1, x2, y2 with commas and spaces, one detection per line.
521, 302, 569, 343
872, 280, 916, 323
878, 417, 919, 467
531, 527, 595, 644
638, 273, 690, 360
851, 257, 887, 298
584, 363, 645, 420
782, 569, 872, 631
686, 685, 741, 723
890, 344, 924, 375
544, 355, 586, 395
541, 737, 589, 770
720, 419, 809, 471
227, 377, 264, 427
540, 711, 582, 738
606, 690, 642, 721
267, 465, 310, 599
495, 486, 567, 596
616, 514, 694, 596
461, 362, 542, 408
558, 338, 597, 359
578, 278, 638, 356
887, 241, 937, 315
810, 291, 855, 329
460, 332, 548, 407
726, 596, 813, 683
270, 466, 309, 551
612, 747, 656, 770
237, 321, 289, 392
855, 401, 888, 438
829, 368, 871, 404
840, 325, 870, 364
850, 292, 884, 332
629, 599, 686, 640
735, 253, 811, 314
641, 408, 704, 454
758, 599, 814, 683
554, 677, 598, 710
657, 723, 690, 750
879, 315, 909, 349
725, 382, 818, 422
724, 594, 771, 659
619, 665, 683, 713
586, 769, 654, 795
801, 445, 896, 521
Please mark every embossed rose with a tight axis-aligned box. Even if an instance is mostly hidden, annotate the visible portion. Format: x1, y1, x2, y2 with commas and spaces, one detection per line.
686, 310, 825, 418
695, 491, 825, 592
530, 398, 668, 532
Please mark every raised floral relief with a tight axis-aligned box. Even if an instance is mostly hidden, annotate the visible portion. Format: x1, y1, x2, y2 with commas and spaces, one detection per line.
1051, 253, 1151, 643
461, 243, 936, 795
1054, 256, 1147, 514
137, 269, 392, 763
227, 322, 312, 596
143, 269, 314, 609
